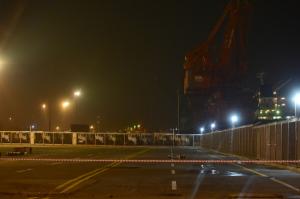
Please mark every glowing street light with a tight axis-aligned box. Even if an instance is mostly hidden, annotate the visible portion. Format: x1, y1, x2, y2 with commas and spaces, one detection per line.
292, 93, 300, 117
90, 125, 94, 132
40, 103, 52, 131
74, 90, 82, 97
62, 100, 70, 109
30, 124, 35, 131
229, 114, 239, 152
200, 127, 205, 134
210, 123, 216, 131
41, 103, 47, 110
230, 114, 239, 126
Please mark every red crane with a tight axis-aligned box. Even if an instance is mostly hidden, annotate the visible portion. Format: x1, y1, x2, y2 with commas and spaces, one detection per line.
183, 0, 252, 129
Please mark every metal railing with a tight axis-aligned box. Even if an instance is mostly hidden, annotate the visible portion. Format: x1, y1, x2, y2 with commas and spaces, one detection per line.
198, 119, 300, 161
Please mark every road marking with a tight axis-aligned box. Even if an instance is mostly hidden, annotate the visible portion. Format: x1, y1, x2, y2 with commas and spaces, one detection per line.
236, 164, 300, 193
50, 162, 62, 165
56, 148, 150, 193
16, 168, 32, 173
270, 177, 300, 193
235, 164, 268, 177
171, 169, 176, 174
60, 162, 121, 193
55, 162, 116, 190
56, 148, 150, 190
204, 150, 300, 194
171, 180, 177, 190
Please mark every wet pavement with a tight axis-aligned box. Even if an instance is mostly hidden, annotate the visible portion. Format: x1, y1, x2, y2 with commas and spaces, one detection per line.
0, 146, 299, 198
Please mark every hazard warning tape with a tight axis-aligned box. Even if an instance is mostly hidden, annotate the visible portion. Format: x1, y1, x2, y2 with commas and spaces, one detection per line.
0, 157, 299, 164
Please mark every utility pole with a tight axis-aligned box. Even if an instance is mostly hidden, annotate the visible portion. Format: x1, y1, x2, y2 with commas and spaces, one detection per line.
177, 89, 180, 133
48, 104, 51, 131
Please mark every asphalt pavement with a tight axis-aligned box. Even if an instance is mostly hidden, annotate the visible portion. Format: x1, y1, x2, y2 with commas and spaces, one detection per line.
0, 146, 300, 199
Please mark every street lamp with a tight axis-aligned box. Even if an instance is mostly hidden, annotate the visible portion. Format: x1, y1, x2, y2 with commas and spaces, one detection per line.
229, 114, 239, 152
41, 103, 51, 131
90, 125, 94, 132
62, 100, 70, 109
200, 127, 205, 134
210, 123, 216, 132
30, 124, 35, 131
41, 103, 47, 110
292, 93, 300, 118
230, 114, 239, 127
74, 90, 81, 98
73, 89, 82, 124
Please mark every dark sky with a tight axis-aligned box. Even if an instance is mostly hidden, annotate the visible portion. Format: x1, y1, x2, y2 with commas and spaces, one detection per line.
0, 0, 299, 131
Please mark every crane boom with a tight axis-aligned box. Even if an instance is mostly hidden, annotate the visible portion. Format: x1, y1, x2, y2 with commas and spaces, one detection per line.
182, 0, 252, 131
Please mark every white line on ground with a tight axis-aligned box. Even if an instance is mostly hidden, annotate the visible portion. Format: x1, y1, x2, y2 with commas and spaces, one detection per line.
171, 180, 177, 191
236, 164, 300, 193
16, 168, 32, 173
50, 162, 62, 165
270, 177, 300, 193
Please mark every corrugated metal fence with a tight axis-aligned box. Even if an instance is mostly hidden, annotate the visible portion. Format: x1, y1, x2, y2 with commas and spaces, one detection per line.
199, 119, 300, 160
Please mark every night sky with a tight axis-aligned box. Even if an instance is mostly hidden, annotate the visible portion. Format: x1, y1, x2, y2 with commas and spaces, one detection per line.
0, 0, 299, 131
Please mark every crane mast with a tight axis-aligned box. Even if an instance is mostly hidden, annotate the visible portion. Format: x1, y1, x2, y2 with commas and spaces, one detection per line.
183, 0, 252, 130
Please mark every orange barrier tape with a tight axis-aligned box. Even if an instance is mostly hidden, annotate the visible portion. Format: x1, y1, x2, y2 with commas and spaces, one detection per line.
0, 158, 299, 164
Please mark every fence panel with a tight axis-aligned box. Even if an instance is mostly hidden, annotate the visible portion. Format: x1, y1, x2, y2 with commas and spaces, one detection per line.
275, 123, 282, 160
288, 122, 296, 160
282, 122, 289, 160
297, 121, 300, 160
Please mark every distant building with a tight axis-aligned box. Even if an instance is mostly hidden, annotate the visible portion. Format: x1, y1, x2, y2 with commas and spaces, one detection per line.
255, 85, 288, 121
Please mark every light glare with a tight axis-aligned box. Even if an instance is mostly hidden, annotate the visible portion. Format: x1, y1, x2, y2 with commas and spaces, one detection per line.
74, 90, 81, 97
230, 114, 239, 124
293, 93, 300, 105
211, 123, 216, 130
200, 127, 205, 133
62, 100, 70, 109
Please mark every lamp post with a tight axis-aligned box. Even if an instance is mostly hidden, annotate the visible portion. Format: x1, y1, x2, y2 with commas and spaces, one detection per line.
170, 128, 178, 159
210, 123, 216, 132
200, 127, 205, 134
73, 89, 82, 123
292, 93, 300, 118
61, 100, 71, 130
230, 114, 239, 152
41, 103, 51, 131
230, 114, 239, 128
